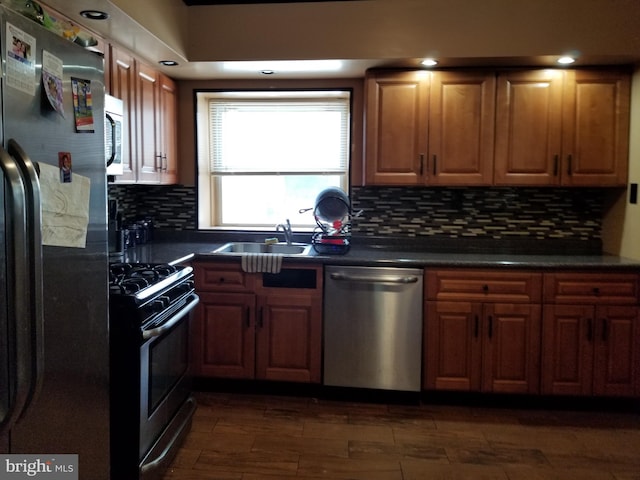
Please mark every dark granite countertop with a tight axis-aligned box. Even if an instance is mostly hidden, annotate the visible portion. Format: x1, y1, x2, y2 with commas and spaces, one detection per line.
115, 232, 640, 271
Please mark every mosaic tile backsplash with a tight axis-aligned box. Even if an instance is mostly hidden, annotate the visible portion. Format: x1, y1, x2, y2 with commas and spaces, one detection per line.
109, 184, 197, 230
351, 186, 602, 240
109, 184, 603, 242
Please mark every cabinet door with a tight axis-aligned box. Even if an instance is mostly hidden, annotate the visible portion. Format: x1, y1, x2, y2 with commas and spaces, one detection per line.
109, 45, 136, 183
193, 292, 255, 379
424, 301, 482, 391
364, 71, 429, 185
159, 74, 178, 184
256, 293, 322, 383
427, 71, 495, 185
561, 70, 630, 186
592, 305, 639, 397
541, 304, 594, 395
482, 303, 541, 394
135, 61, 161, 184
494, 70, 564, 185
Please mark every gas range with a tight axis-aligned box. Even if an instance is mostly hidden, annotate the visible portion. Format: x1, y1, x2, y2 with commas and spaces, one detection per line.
108, 261, 199, 479
109, 262, 196, 332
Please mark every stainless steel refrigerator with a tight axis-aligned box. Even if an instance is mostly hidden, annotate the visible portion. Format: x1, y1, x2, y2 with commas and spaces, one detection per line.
0, 5, 110, 479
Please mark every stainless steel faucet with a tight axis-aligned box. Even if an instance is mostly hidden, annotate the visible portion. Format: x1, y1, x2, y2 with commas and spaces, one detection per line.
275, 219, 293, 245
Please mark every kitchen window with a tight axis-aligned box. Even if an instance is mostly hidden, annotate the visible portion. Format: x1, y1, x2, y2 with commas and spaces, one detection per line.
196, 90, 351, 230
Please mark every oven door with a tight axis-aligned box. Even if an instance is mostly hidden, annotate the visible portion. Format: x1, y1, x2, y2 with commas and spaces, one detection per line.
139, 293, 199, 476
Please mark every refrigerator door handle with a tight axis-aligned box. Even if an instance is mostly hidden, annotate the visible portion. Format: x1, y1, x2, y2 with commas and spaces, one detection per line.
5, 140, 44, 428
0, 146, 31, 433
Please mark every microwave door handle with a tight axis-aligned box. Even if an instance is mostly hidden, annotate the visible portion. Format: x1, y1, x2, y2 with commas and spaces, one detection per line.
0, 146, 33, 433
7, 139, 44, 421
105, 113, 116, 167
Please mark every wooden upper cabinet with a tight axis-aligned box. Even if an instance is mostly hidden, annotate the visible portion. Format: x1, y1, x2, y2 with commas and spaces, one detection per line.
364, 71, 429, 185
109, 45, 136, 183
365, 67, 630, 187
109, 45, 179, 185
561, 70, 630, 186
136, 61, 161, 184
495, 69, 630, 186
494, 70, 565, 185
427, 71, 496, 186
159, 74, 178, 184
364, 70, 496, 186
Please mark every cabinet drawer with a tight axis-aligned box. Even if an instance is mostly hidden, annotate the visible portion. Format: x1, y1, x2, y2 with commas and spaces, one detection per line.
426, 269, 542, 303
194, 261, 255, 292
543, 273, 639, 304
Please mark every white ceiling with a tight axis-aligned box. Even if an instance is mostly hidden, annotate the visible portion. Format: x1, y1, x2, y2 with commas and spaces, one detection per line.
41, 0, 640, 80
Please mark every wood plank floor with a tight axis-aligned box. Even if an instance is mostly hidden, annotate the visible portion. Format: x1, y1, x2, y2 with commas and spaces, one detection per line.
163, 391, 640, 480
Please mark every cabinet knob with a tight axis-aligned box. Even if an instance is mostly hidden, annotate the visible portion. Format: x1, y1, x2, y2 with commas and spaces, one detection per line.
593, 287, 600, 296
482, 284, 489, 293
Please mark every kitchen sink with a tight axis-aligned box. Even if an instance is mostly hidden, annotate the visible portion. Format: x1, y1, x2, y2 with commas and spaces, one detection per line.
212, 242, 313, 256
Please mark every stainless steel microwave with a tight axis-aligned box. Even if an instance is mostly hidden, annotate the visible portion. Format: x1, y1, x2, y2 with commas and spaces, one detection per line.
105, 94, 124, 176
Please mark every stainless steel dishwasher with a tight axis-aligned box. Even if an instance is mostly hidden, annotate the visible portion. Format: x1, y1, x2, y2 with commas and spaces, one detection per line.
323, 265, 423, 392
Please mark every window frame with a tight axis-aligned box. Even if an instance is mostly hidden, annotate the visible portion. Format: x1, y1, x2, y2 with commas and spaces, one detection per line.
196, 88, 353, 231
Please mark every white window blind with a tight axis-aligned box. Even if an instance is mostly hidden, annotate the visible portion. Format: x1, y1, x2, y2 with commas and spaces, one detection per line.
208, 97, 350, 174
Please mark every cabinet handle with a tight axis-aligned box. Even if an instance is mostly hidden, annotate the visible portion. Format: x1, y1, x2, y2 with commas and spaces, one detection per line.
419, 154, 424, 175
474, 315, 479, 338
567, 154, 572, 175
553, 155, 559, 176
432, 155, 437, 175
162, 154, 167, 171
601, 318, 609, 341
155, 154, 162, 171
487, 315, 493, 339
587, 318, 593, 341
482, 284, 489, 294
593, 287, 600, 296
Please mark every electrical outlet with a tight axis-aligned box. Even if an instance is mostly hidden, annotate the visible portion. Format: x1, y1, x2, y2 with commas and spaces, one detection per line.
630, 183, 638, 205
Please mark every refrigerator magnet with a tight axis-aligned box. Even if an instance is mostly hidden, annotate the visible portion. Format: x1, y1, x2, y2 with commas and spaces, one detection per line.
59, 152, 72, 183
71, 77, 95, 133
42, 50, 64, 117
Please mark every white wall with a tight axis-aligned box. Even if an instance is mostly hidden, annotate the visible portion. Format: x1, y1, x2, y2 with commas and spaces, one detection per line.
603, 66, 640, 259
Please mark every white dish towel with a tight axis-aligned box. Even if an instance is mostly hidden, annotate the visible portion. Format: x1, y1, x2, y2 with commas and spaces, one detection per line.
241, 253, 283, 274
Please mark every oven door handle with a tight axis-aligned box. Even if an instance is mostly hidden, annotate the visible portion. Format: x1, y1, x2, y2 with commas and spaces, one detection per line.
142, 294, 199, 340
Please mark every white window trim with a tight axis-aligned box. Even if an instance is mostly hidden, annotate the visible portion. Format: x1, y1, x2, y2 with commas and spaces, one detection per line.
196, 89, 351, 231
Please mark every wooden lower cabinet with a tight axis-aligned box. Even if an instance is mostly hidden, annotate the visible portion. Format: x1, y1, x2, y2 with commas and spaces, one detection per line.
192, 262, 322, 383
424, 301, 541, 393
194, 292, 255, 379
541, 304, 639, 397
256, 293, 322, 383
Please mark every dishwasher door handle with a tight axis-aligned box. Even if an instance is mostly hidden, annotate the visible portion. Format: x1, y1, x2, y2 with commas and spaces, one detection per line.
329, 272, 420, 284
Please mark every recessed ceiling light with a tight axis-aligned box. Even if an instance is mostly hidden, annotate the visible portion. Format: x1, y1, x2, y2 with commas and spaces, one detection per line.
79, 10, 109, 20
421, 58, 438, 67
159, 60, 179, 67
557, 56, 576, 65
222, 60, 343, 73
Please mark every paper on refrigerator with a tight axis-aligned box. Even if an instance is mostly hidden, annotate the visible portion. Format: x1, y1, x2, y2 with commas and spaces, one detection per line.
38, 163, 90, 248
